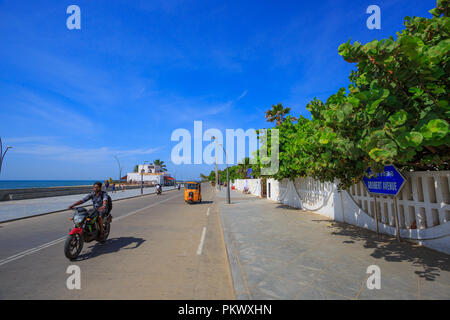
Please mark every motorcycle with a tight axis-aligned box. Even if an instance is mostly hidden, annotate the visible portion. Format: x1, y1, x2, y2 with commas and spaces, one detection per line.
64, 207, 111, 260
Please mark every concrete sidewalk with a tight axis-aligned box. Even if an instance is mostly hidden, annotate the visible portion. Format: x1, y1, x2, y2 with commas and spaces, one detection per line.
0, 186, 176, 223
217, 188, 450, 300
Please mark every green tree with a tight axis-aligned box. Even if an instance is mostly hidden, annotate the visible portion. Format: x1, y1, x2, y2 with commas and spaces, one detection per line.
273, 1, 449, 189
265, 103, 296, 126
208, 170, 216, 182
154, 159, 168, 172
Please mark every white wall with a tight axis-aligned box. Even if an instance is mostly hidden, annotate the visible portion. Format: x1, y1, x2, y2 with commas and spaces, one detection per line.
266, 172, 450, 255
127, 173, 162, 184
233, 179, 262, 197
138, 164, 161, 173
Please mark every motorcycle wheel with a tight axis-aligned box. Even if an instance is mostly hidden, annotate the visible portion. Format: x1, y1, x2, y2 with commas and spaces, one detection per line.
64, 234, 83, 260
102, 222, 111, 242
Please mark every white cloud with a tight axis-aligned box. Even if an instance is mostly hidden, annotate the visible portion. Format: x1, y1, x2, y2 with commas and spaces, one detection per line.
2, 136, 57, 144
236, 90, 248, 101
11, 143, 161, 163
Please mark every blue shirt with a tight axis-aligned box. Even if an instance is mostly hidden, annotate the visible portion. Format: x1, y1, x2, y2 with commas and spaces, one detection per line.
81, 191, 108, 210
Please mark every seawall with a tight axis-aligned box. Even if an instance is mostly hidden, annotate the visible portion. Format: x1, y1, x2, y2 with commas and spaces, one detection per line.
0, 185, 152, 201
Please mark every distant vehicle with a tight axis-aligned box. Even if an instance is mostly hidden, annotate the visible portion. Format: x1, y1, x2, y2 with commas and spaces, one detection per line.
184, 181, 202, 204
156, 184, 162, 195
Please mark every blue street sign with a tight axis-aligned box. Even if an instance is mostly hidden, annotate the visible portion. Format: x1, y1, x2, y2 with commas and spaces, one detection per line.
362, 165, 406, 197
247, 168, 253, 178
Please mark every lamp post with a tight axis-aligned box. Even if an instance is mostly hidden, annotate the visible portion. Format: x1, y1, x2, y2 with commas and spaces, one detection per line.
212, 136, 219, 190
141, 169, 145, 195
219, 144, 231, 204
141, 161, 149, 195
212, 137, 230, 204
0, 138, 13, 175
114, 156, 123, 183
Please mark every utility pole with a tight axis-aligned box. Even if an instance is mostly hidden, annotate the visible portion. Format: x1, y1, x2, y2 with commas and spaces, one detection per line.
213, 136, 219, 190
212, 137, 230, 204
0, 138, 13, 175
141, 169, 144, 195
114, 156, 123, 182
141, 161, 149, 194
219, 143, 231, 204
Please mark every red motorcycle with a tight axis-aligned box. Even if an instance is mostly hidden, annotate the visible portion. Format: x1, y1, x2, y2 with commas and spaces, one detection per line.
64, 207, 111, 260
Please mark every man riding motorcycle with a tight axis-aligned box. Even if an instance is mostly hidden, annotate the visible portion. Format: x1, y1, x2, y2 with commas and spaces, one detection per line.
68, 182, 111, 238
156, 183, 162, 194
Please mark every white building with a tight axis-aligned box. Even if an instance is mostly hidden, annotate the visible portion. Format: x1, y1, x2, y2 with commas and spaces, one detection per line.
126, 164, 175, 186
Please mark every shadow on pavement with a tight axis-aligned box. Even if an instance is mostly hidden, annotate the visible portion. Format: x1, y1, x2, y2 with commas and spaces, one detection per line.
76, 237, 146, 261
183, 201, 214, 205
198, 201, 214, 204
276, 204, 302, 211
319, 219, 450, 282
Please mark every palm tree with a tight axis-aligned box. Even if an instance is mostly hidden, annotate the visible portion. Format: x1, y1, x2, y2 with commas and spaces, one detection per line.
153, 159, 167, 172
265, 103, 295, 126
133, 165, 139, 173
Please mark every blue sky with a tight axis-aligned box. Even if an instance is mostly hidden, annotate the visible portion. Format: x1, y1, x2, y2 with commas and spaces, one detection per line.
0, 0, 437, 180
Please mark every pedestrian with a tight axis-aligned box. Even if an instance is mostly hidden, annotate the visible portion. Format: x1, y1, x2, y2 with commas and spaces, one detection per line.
105, 180, 110, 191
112, 183, 116, 193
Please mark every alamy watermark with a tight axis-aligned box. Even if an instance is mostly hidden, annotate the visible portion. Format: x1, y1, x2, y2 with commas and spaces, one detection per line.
366, 265, 381, 290
66, 265, 81, 290
66, 5, 81, 30
366, 5, 381, 30
170, 121, 279, 175
65, 5, 380, 32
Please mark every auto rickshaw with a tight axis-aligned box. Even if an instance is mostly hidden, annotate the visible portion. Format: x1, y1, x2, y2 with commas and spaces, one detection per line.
184, 181, 202, 204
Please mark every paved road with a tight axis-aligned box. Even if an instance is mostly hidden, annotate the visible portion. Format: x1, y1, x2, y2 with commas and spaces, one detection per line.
2, 183, 448, 300
0, 186, 176, 223
0, 185, 234, 299
217, 189, 450, 300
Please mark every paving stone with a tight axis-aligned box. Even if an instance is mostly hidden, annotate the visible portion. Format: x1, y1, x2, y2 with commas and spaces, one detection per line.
273, 263, 319, 285
419, 280, 450, 299
295, 286, 350, 300
248, 287, 279, 300
217, 189, 450, 300
253, 275, 307, 300
311, 272, 362, 299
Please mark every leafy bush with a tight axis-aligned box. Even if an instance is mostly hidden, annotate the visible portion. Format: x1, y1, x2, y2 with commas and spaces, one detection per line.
273, 1, 449, 189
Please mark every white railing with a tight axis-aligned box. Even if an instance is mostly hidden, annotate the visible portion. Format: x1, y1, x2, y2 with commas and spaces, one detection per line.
293, 177, 334, 211
348, 171, 450, 230
267, 172, 450, 254
268, 177, 334, 211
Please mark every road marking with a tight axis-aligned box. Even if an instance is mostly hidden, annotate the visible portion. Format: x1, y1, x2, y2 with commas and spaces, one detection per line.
207, 208, 210, 216
196, 227, 207, 255
114, 193, 180, 222
0, 236, 66, 267
0, 193, 181, 267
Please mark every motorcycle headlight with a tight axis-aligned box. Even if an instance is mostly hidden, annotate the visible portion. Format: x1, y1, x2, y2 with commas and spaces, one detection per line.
73, 216, 85, 224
